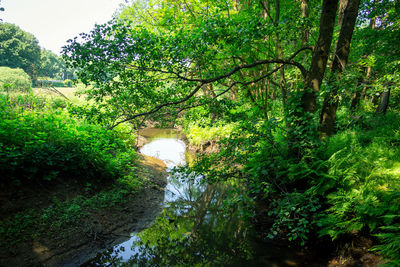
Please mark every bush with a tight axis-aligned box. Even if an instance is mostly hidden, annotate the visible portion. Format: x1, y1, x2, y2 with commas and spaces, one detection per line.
186, 122, 237, 145
0, 95, 138, 186
0, 67, 32, 92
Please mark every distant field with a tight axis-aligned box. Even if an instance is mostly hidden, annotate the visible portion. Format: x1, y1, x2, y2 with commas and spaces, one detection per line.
33, 86, 88, 103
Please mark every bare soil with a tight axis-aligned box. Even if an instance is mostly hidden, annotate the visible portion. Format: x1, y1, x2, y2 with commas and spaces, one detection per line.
0, 154, 168, 267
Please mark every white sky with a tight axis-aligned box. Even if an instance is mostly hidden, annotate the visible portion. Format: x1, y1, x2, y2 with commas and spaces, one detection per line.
1, 0, 126, 55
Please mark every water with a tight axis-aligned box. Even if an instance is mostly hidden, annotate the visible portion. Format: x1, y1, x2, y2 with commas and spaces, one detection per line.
85, 129, 319, 266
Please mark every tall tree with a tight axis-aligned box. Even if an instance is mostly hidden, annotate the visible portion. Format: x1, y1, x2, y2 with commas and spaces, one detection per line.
64, 0, 361, 148
300, 0, 339, 114
348, 0, 400, 112
0, 23, 41, 81
319, 0, 361, 136
38, 49, 64, 79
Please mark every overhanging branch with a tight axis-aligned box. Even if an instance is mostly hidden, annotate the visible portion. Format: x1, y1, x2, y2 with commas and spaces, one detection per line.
134, 46, 310, 83
109, 46, 311, 129
109, 82, 204, 129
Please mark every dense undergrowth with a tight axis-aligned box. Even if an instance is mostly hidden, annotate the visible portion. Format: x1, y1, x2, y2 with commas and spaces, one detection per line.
0, 93, 138, 186
318, 113, 400, 265
0, 92, 142, 246
184, 101, 400, 265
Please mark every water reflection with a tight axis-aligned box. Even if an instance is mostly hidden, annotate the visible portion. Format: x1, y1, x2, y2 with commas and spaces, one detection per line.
85, 131, 253, 266
139, 138, 186, 169
129, 181, 253, 266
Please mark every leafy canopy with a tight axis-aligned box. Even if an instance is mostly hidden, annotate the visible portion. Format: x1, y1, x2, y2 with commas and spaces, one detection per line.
0, 23, 41, 79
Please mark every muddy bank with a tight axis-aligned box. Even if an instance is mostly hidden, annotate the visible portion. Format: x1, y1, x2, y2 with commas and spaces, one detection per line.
0, 154, 167, 267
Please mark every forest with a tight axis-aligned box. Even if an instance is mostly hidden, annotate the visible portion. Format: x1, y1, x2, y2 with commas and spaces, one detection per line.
1, 0, 400, 266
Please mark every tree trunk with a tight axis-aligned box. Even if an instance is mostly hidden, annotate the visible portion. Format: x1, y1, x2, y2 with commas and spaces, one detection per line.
319, 0, 360, 137
349, 11, 376, 111
301, 0, 310, 45
301, 0, 339, 113
274, 0, 288, 111
290, 0, 339, 159
375, 88, 391, 115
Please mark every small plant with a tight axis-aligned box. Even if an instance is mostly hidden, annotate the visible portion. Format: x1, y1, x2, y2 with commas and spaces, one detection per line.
266, 192, 321, 246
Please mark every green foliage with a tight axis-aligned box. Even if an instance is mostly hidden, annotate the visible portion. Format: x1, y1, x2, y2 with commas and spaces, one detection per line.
0, 184, 137, 246
41, 197, 84, 228
373, 219, 400, 266
58, 0, 400, 262
49, 97, 68, 109
313, 113, 400, 262
36, 78, 75, 88
63, 79, 74, 87
0, 94, 138, 186
0, 210, 37, 243
0, 92, 47, 110
267, 192, 321, 246
0, 67, 32, 92
0, 23, 41, 79
186, 122, 237, 146
38, 49, 64, 79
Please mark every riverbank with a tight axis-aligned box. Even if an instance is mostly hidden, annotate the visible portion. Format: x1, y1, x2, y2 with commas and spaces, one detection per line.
0, 154, 167, 266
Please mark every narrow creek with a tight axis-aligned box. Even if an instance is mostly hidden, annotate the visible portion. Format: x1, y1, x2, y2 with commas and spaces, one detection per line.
84, 129, 320, 266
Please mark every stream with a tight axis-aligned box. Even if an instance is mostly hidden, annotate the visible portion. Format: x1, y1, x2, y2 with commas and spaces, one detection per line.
84, 129, 319, 266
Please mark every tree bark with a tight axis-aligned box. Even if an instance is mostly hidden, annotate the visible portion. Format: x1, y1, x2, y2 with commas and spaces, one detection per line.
301, 0, 310, 45
301, 0, 339, 114
375, 88, 391, 115
319, 0, 361, 137
290, 0, 339, 159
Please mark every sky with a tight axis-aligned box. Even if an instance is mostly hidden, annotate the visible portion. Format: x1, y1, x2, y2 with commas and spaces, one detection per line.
1, 0, 127, 55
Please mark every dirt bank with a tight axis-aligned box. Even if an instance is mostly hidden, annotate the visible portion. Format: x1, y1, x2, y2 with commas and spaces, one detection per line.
0, 154, 167, 267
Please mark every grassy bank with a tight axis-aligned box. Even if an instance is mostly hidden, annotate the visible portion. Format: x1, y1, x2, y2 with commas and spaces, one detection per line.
0, 91, 162, 265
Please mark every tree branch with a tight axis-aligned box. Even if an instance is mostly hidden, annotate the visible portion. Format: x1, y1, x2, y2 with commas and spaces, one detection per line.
135, 46, 311, 83
109, 46, 311, 129
108, 82, 204, 129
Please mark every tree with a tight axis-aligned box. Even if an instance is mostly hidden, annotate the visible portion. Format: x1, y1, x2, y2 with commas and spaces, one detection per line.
319, 0, 361, 136
0, 23, 41, 81
63, 1, 302, 125
348, 0, 400, 113
63, 0, 361, 147
38, 49, 64, 79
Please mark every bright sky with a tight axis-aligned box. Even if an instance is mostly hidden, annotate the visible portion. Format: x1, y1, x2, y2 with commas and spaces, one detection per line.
1, 0, 126, 55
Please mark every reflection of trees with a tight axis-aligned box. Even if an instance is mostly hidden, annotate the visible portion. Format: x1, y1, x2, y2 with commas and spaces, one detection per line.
86, 172, 253, 266
128, 179, 253, 266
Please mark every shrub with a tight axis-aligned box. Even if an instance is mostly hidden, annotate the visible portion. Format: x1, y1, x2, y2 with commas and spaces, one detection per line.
0, 67, 32, 92
0, 95, 138, 186
186, 122, 237, 145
